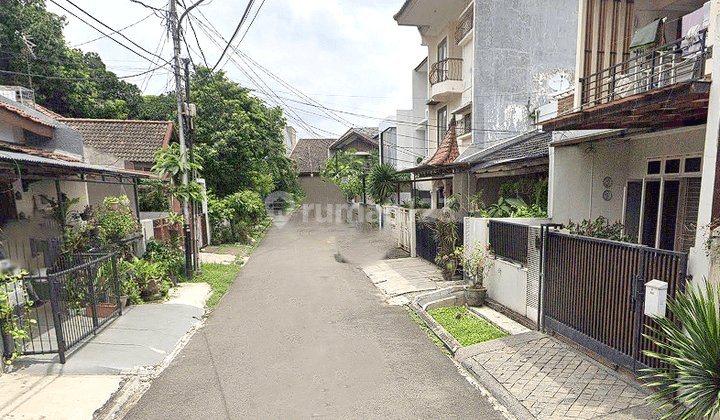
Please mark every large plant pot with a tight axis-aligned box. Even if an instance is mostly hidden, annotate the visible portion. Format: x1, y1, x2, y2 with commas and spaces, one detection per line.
86, 302, 119, 318
1, 329, 15, 357
465, 286, 487, 307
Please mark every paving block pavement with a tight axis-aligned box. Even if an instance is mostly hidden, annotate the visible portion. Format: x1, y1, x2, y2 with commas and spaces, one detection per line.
457, 331, 662, 420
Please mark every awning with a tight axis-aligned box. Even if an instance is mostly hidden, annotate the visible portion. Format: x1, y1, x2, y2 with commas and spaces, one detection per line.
0, 150, 150, 183
629, 18, 665, 50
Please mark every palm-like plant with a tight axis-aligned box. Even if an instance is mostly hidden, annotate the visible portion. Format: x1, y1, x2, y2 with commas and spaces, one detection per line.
641, 280, 720, 420
367, 163, 401, 204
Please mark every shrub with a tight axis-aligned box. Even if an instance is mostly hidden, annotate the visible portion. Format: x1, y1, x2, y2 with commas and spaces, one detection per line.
95, 196, 141, 244
207, 190, 267, 244
138, 179, 171, 212
641, 280, 720, 419
144, 237, 184, 279
566, 216, 634, 242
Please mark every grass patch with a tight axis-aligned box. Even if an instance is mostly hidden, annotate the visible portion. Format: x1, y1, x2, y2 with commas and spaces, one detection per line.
187, 263, 243, 308
404, 306, 451, 356
427, 306, 508, 347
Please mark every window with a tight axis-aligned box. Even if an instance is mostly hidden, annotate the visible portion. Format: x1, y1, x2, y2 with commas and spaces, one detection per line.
685, 157, 702, 173
633, 154, 704, 251
461, 113, 472, 136
0, 182, 18, 225
647, 160, 661, 175
437, 106, 447, 147
664, 159, 680, 174
437, 38, 447, 63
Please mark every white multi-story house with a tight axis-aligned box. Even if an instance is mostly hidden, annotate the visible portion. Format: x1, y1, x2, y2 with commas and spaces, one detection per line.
394, 0, 578, 210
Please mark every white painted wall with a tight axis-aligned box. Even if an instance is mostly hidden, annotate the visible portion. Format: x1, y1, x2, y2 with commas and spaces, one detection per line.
550, 126, 706, 225
464, 217, 551, 319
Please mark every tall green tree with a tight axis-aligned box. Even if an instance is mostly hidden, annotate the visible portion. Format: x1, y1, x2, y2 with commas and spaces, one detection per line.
191, 67, 300, 198
0, 0, 143, 119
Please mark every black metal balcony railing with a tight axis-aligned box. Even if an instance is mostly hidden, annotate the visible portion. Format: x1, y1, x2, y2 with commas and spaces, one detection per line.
429, 58, 463, 86
580, 28, 709, 108
454, 8, 473, 44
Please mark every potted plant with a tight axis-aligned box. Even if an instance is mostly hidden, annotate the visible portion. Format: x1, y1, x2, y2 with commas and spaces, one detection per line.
456, 240, 495, 306
424, 207, 460, 280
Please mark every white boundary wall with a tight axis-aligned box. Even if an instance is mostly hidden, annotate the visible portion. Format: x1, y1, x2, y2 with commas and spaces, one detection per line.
464, 217, 551, 322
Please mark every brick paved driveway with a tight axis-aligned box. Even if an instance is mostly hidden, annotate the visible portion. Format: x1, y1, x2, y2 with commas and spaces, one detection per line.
457, 331, 664, 420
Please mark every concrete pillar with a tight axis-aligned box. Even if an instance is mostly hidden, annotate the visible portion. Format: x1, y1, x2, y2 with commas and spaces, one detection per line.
693, 12, 720, 289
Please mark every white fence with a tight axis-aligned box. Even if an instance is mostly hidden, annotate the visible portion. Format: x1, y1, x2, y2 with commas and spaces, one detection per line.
381, 206, 418, 257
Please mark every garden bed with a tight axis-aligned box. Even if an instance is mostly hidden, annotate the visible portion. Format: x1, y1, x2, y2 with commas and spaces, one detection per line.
427, 306, 508, 347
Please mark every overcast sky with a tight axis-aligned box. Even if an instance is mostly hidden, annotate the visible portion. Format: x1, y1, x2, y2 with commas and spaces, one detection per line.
45, 0, 427, 140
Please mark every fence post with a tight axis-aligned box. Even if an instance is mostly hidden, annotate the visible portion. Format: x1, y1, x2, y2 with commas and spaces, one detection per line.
87, 267, 99, 330
112, 253, 122, 316
49, 275, 66, 364
632, 247, 647, 373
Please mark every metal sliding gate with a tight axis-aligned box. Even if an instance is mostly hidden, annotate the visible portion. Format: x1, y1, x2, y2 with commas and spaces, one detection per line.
1, 253, 123, 364
541, 229, 687, 373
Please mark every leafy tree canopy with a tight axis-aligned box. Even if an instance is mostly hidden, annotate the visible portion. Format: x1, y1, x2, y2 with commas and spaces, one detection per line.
191, 67, 300, 198
0, 0, 143, 119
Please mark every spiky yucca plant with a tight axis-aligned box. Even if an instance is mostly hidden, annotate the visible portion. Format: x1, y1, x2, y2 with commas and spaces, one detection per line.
642, 280, 720, 420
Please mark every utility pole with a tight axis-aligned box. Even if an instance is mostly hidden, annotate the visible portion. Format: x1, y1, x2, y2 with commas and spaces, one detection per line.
183, 58, 200, 272
169, 0, 193, 278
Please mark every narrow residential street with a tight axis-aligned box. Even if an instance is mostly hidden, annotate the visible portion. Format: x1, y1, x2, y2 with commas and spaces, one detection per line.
124, 179, 507, 419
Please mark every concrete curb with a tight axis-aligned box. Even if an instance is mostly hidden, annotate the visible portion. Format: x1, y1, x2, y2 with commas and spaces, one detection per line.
408, 302, 462, 354
93, 316, 207, 419
458, 356, 536, 420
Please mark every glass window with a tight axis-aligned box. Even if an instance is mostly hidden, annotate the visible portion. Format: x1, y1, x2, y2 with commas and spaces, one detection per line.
437, 106, 447, 147
664, 159, 680, 174
685, 157, 702, 173
647, 160, 661, 175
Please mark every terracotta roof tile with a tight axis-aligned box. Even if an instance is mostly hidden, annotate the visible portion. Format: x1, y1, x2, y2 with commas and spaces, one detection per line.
0, 140, 80, 162
0, 101, 56, 128
289, 138, 334, 173
33, 104, 65, 120
425, 119, 459, 166
60, 119, 173, 163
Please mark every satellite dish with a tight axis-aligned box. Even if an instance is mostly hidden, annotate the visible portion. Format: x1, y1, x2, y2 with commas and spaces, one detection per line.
548, 76, 570, 92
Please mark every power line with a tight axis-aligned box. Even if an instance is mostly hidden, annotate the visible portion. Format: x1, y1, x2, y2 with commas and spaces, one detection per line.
70, 13, 155, 48
0, 66, 170, 81
61, 0, 171, 66
188, 14, 326, 138
48, 0, 170, 67
209, 0, 255, 73
185, 13, 208, 67
237, 0, 266, 44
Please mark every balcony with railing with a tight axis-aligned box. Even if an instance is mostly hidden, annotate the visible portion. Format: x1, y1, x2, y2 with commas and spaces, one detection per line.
454, 7, 473, 44
428, 58, 463, 102
542, 29, 711, 132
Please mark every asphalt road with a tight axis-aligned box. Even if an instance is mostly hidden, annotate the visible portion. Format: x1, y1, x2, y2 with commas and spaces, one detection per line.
124, 178, 506, 419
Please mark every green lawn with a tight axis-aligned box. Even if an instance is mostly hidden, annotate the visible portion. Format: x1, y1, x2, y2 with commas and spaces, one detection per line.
427, 306, 508, 347
187, 263, 243, 308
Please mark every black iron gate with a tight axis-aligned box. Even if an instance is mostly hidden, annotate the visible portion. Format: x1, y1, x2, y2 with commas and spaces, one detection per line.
415, 221, 463, 265
541, 229, 687, 373
1, 252, 123, 363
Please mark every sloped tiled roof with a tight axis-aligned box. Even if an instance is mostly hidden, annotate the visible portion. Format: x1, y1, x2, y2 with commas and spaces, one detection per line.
425, 120, 459, 166
0, 140, 80, 162
471, 131, 551, 170
60, 119, 173, 163
328, 127, 378, 150
0, 100, 56, 129
289, 138, 334, 173
34, 104, 65, 120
